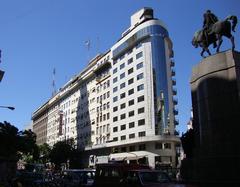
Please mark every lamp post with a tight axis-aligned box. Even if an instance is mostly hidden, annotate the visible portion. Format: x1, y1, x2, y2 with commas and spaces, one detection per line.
0, 106, 15, 110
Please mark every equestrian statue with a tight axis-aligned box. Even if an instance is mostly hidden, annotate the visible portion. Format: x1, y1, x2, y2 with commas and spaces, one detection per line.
192, 10, 238, 57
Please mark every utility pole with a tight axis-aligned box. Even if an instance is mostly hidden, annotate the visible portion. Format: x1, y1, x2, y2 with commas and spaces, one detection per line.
0, 50, 5, 82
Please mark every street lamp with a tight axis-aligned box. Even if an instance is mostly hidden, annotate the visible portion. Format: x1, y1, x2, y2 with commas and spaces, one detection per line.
0, 106, 15, 110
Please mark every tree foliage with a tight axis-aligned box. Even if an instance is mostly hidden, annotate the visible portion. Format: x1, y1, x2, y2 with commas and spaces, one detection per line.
49, 140, 73, 168
0, 121, 39, 162
38, 143, 51, 164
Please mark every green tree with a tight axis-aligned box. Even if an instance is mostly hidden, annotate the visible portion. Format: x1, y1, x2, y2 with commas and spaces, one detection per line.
0, 121, 19, 160
38, 143, 51, 164
49, 140, 73, 169
18, 129, 39, 163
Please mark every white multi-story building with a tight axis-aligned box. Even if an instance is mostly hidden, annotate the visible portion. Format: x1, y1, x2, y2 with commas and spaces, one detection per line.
32, 7, 180, 168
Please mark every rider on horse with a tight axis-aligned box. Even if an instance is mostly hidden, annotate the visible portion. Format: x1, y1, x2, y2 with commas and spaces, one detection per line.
203, 10, 218, 48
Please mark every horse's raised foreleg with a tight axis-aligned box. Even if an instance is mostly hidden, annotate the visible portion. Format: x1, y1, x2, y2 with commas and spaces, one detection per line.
230, 36, 235, 50
216, 35, 223, 53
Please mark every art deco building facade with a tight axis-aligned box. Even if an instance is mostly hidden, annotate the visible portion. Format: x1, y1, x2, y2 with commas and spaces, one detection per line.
32, 8, 180, 168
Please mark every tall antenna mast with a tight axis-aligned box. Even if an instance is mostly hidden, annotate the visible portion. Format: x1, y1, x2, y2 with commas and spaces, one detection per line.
52, 68, 56, 96
85, 39, 91, 62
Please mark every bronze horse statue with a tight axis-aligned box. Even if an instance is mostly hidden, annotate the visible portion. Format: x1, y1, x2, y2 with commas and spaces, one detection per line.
192, 15, 238, 57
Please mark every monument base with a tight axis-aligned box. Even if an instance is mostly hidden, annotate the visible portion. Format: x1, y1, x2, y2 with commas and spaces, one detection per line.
182, 50, 240, 185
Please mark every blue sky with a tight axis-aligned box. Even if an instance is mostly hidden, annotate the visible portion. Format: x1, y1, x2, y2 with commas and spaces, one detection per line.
0, 0, 239, 133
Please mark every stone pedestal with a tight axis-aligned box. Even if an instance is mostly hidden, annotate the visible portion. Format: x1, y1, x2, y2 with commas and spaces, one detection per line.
189, 50, 240, 185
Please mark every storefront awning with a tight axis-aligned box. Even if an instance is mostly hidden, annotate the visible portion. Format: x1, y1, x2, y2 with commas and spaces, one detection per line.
109, 151, 159, 161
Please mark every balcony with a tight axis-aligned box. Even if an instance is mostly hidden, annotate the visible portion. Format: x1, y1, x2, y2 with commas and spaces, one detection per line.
174, 119, 179, 125
173, 108, 178, 115
172, 88, 177, 95
171, 68, 176, 76
173, 98, 178, 105
170, 60, 175, 67
93, 61, 111, 76
172, 78, 176, 86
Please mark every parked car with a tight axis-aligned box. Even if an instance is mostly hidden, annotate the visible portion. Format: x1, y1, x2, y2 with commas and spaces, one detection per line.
93, 163, 196, 187
62, 169, 95, 187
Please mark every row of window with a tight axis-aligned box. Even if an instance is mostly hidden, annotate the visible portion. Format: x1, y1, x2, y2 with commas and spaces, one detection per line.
113, 91, 144, 103
96, 91, 110, 103
113, 131, 146, 142
113, 143, 146, 153
96, 80, 110, 93
113, 83, 144, 96
113, 62, 143, 84
112, 142, 172, 153
113, 45, 143, 66
96, 124, 110, 135
96, 102, 110, 112
112, 119, 145, 132
96, 112, 110, 123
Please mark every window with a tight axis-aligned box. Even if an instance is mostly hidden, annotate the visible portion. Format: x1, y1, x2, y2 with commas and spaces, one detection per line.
113, 116, 118, 122
113, 86, 118, 93
113, 68, 118, 74
113, 96, 118, 102
120, 113, 126, 120
121, 124, 126, 130
120, 63, 125, 69
137, 62, 143, 69
128, 68, 134, 75
164, 143, 172, 149
107, 91, 110, 98
155, 143, 163, 149
128, 58, 133, 65
138, 95, 144, 102
120, 72, 125, 79
138, 131, 146, 137
128, 78, 134, 85
136, 51, 143, 59
127, 49, 133, 55
113, 137, 118, 141
120, 92, 126, 99
129, 146, 135, 151
129, 133, 135, 139
138, 107, 144, 114
137, 84, 144, 91
120, 82, 126, 89
138, 119, 145, 126
128, 99, 134, 106
113, 106, 118, 112
120, 103, 126, 109
120, 54, 125, 60
107, 113, 110, 119
113, 60, 117, 65
121, 147, 127, 152
113, 126, 118, 132
103, 114, 106, 121
129, 122, 135, 128
121, 135, 126, 140
139, 144, 146, 150
136, 42, 142, 49
129, 110, 134, 117
128, 88, 134, 95
137, 73, 144, 80
113, 77, 118, 83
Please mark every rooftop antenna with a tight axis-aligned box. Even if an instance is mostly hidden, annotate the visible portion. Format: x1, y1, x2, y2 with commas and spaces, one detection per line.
52, 68, 56, 96
85, 39, 91, 62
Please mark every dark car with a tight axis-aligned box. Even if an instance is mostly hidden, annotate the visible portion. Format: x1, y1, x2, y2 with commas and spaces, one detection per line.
93, 163, 196, 187
62, 169, 95, 187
